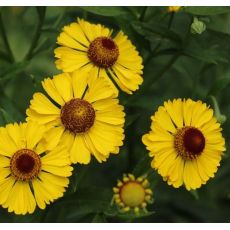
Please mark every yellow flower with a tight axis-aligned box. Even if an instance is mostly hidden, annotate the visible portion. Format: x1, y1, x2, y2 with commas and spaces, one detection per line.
142, 99, 225, 191
26, 70, 125, 164
0, 121, 73, 215
113, 174, 153, 213
168, 6, 181, 12
54, 18, 143, 94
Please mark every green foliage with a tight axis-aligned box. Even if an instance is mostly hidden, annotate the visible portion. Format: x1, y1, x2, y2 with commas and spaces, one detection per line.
1, 6, 230, 223
184, 6, 230, 15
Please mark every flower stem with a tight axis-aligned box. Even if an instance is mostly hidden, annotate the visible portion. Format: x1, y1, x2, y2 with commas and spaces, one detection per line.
0, 12, 14, 63
168, 12, 175, 29
24, 7, 46, 60
139, 6, 148, 22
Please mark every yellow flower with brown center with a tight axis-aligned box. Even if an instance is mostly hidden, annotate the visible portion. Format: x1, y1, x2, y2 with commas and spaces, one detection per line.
54, 18, 143, 94
26, 70, 125, 164
0, 122, 73, 215
168, 6, 181, 12
142, 99, 225, 190
113, 174, 153, 213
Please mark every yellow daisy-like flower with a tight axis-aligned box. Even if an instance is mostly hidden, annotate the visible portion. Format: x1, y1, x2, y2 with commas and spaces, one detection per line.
168, 6, 181, 12
0, 121, 73, 215
142, 99, 225, 191
54, 18, 143, 94
113, 174, 153, 213
26, 70, 125, 164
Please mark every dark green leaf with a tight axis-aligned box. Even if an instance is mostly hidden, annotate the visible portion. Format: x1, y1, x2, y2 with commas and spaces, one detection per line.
125, 113, 140, 128
0, 108, 14, 124
0, 62, 29, 83
91, 213, 107, 223
79, 6, 129, 16
183, 46, 228, 64
113, 211, 155, 221
208, 77, 230, 96
184, 6, 230, 15
36, 6, 46, 20
132, 21, 182, 45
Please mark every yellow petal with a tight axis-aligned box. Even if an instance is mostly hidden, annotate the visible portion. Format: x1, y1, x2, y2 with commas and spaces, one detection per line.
70, 135, 91, 164
44, 126, 65, 150
0, 176, 15, 205
30, 93, 60, 115
4, 181, 36, 215
183, 160, 202, 190
5, 123, 25, 149
84, 75, 116, 103
42, 77, 65, 106
57, 30, 87, 51
52, 73, 73, 102
41, 145, 71, 167
72, 69, 90, 99
54, 47, 90, 72
25, 121, 46, 150
0, 127, 18, 157
62, 21, 90, 47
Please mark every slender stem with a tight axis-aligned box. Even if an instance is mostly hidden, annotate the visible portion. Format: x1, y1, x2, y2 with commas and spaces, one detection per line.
168, 12, 175, 29
0, 12, 14, 63
139, 6, 148, 22
24, 7, 46, 60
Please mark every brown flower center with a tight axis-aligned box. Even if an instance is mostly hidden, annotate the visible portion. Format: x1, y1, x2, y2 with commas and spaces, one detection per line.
174, 126, 205, 160
61, 98, 95, 134
87, 36, 119, 68
10, 149, 41, 181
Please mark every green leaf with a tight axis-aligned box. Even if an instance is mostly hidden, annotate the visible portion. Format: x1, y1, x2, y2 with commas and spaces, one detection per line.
183, 46, 228, 64
110, 210, 155, 221
43, 187, 113, 222
0, 108, 14, 124
33, 38, 53, 56
67, 165, 90, 194
132, 21, 182, 45
79, 6, 129, 16
184, 6, 230, 15
92, 213, 107, 223
209, 77, 230, 96
125, 113, 140, 128
36, 6, 46, 20
132, 154, 151, 176
0, 62, 29, 83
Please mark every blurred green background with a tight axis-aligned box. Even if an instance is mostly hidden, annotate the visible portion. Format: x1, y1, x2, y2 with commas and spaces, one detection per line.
1, 6, 230, 223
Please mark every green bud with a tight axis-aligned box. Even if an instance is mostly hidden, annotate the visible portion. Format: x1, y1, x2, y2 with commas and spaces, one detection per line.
191, 17, 206, 34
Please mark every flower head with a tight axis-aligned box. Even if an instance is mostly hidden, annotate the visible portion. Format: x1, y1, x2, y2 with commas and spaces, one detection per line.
113, 174, 153, 213
142, 99, 225, 190
168, 6, 181, 12
54, 18, 143, 94
26, 70, 125, 164
0, 122, 72, 215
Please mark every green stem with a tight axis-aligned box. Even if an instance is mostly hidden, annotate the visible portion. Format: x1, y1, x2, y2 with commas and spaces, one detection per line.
139, 6, 148, 22
24, 7, 46, 60
0, 12, 14, 63
168, 12, 175, 29
209, 95, 226, 124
